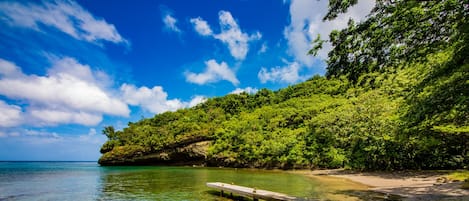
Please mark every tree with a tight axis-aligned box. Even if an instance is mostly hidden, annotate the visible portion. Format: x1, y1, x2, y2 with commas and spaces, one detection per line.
314, 0, 469, 81
100, 126, 119, 154
102, 126, 117, 140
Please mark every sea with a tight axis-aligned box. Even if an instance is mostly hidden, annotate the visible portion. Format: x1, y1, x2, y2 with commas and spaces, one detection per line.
0, 161, 322, 201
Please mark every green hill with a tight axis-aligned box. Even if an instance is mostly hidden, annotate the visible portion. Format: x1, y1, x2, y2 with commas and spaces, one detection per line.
98, 0, 468, 170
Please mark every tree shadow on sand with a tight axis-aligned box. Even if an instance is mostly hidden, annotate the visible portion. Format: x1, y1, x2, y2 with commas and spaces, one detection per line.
334, 190, 403, 201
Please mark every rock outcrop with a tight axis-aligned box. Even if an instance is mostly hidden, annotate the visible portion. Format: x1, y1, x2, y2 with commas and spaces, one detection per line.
98, 140, 211, 166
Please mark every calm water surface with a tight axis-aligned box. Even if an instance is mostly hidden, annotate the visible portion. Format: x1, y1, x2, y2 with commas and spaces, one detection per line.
0, 162, 324, 200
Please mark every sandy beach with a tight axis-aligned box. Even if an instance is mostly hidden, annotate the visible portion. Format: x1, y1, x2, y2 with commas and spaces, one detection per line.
307, 169, 469, 201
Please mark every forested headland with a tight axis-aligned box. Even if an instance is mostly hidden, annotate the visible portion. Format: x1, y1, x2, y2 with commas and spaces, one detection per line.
99, 0, 468, 170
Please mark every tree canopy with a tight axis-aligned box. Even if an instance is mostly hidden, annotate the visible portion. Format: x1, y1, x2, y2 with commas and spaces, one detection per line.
321, 0, 468, 81
99, 0, 468, 170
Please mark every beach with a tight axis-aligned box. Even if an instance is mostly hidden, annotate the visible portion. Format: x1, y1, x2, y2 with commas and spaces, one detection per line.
308, 169, 469, 201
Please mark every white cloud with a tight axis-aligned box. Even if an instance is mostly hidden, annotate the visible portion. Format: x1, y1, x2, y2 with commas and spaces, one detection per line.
258, 42, 268, 54
191, 11, 261, 60
230, 87, 258, 95
0, 57, 209, 126
0, 100, 22, 127
121, 84, 184, 114
0, 128, 107, 161
0, 57, 129, 126
120, 84, 206, 114
163, 14, 181, 33
185, 59, 239, 86
188, 95, 207, 108
0, 59, 23, 78
0, 0, 128, 45
190, 17, 212, 36
29, 109, 102, 126
215, 11, 262, 60
24, 129, 60, 138
284, 0, 374, 66
47, 56, 112, 88
78, 128, 102, 143
258, 61, 305, 84
88, 128, 97, 136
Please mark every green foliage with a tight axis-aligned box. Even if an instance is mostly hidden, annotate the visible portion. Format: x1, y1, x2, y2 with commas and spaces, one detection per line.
308, 34, 325, 57
323, 0, 358, 21
323, 0, 468, 82
99, 0, 468, 170
448, 170, 469, 181
102, 126, 117, 140
396, 51, 469, 169
99, 54, 468, 169
99, 145, 148, 163
447, 170, 469, 189
308, 89, 401, 170
100, 140, 120, 154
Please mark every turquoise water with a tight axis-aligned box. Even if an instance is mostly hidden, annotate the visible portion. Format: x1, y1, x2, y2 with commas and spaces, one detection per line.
0, 162, 322, 200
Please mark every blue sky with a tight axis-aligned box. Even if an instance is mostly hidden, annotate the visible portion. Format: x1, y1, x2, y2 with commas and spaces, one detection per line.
0, 0, 374, 161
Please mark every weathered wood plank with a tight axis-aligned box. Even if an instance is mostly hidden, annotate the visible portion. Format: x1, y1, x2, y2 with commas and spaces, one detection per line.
206, 182, 309, 201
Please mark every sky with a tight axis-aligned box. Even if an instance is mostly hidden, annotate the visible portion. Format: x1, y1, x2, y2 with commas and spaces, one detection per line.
0, 0, 374, 161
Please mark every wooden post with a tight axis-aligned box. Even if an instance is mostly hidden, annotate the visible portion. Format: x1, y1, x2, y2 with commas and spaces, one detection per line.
221, 183, 224, 197
253, 187, 258, 201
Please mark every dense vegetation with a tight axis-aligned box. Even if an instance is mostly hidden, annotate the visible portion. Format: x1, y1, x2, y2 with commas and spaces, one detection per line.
99, 0, 468, 170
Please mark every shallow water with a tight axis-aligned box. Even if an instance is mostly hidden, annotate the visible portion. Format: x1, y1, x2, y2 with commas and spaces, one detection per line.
0, 161, 399, 201
0, 162, 325, 200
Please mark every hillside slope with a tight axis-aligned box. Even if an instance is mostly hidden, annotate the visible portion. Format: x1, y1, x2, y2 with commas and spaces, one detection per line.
99, 0, 468, 170
99, 50, 468, 169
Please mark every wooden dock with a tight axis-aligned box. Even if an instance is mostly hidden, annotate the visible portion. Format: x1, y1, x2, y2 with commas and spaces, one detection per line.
206, 182, 310, 201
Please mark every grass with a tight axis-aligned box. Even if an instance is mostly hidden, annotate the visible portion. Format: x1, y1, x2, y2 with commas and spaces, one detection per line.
447, 170, 469, 189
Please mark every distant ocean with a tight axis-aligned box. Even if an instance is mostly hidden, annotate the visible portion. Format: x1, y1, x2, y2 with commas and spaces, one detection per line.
0, 161, 319, 200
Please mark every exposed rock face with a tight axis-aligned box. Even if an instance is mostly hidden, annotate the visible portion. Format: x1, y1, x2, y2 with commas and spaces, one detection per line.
99, 140, 312, 169
98, 141, 211, 166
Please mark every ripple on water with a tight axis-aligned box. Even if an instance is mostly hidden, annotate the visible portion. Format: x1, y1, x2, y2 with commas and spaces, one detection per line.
0, 162, 401, 201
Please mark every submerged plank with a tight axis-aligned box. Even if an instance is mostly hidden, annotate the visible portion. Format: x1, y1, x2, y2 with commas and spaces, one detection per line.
206, 182, 309, 201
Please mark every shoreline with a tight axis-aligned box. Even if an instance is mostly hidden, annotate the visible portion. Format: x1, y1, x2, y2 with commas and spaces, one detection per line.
303, 169, 469, 201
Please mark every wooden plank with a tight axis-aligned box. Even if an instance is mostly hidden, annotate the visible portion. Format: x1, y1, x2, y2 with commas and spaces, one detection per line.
206, 182, 306, 201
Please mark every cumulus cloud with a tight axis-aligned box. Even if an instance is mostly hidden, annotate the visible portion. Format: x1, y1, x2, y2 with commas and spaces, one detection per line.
230, 87, 258, 95
163, 13, 181, 33
190, 17, 212, 36
121, 84, 206, 114
187, 95, 207, 108
121, 84, 184, 114
29, 109, 102, 126
0, 100, 22, 127
258, 61, 305, 84
284, 0, 374, 66
0, 0, 128, 45
215, 11, 262, 60
185, 59, 239, 86
0, 59, 23, 78
190, 11, 261, 60
0, 57, 129, 126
